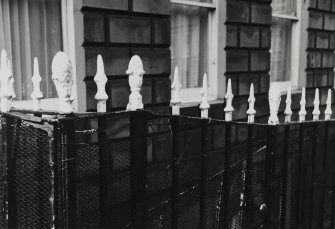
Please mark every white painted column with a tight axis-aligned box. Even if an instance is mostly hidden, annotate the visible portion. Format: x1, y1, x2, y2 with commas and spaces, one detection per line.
299, 87, 307, 122
0, 49, 15, 112
51, 51, 74, 113
325, 89, 332, 121
31, 58, 43, 111
126, 55, 145, 111
224, 78, 234, 121
312, 88, 320, 121
170, 66, 182, 115
246, 83, 256, 123
268, 84, 281, 125
199, 73, 210, 119
284, 86, 292, 123
94, 55, 108, 112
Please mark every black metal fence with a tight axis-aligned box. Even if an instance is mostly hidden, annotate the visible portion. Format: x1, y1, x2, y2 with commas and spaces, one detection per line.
0, 110, 335, 228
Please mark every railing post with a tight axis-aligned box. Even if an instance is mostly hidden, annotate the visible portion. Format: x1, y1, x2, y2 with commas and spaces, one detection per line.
325, 89, 332, 120
284, 86, 292, 123
0, 50, 15, 112
199, 119, 208, 229
94, 55, 108, 112
247, 83, 256, 123
312, 88, 320, 121
200, 73, 210, 119
51, 52, 74, 113
299, 87, 307, 122
127, 56, 145, 111
268, 84, 281, 125
31, 58, 43, 111
224, 79, 234, 121
129, 110, 148, 227
170, 66, 182, 115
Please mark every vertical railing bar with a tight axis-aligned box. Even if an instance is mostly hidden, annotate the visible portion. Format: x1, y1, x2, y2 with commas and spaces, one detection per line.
280, 125, 290, 229
62, 119, 76, 228
98, 117, 108, 227
242, 124, 254, 228
309, 122, 317, 229
52, 122, 60, 228
319, 121, 329, 228
199, 119, 208, 229
263, 125, 276, 228
295, 124, 304, 228
171, 115, 180, 228
6, 117, 16, 228
219, 122, 232, 229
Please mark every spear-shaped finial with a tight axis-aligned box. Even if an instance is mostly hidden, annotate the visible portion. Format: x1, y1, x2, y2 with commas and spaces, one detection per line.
94, 55, 108, 112
312, 88, 320, 121
268, 84, 281, 125
325, 89, 332, 120
246, 83, 256, 123
126, 55, 145, 111
299, 87, 306, 122
31, 57, 43, 111
170, 66, 182, 115
224, 78, 234, 121
0, 50, 15, 112
284, 85, 292, 123
199, 73, 210, 118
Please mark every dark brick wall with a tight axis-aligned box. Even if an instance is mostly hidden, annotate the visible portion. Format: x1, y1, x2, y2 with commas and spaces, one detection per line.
307, 0, 335, 107
82, 0, 171, 112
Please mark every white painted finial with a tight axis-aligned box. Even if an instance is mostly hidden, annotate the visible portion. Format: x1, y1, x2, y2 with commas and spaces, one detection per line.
299, 87, 306, 122
126, 55, 145, 111
325, 89, 332, 120
199, 73, 210, 118
94, 55, 108, 112
312, 88, 320, 121
246, 83, 256, 123
170, 66, 182, 115
284, 85, 292, 123
31, 57, 43, 111
0, 50, 15, 112
224, 78, 234, 121
268, 84, 281, 125
51, 51, 74, 113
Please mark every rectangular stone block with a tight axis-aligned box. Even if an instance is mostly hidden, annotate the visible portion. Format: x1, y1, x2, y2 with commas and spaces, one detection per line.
324, 13, 335, 30
153, 18, 170, 45
84, 13, 105, 43
86, 79, 98, 111
316, 32, 330, 49
250, 51, 270, 71
227, 26, 238, 47
322, 51, 334, 68
133, 0, 170, 15
251, 3, 271, 24
226, 50, 249, 72
309, 11, 323, 29
308, 32, 315, 48
227, 1, 249, 23
142, 78, 152, 105
318, 0, 331, 11
261, 28, 271, 48
238, 74, 259, 95
85, 47, 129, 76
109, 16, 151, 44
153, 77, 170, 104
259, 74, 269, 93
131, 48, 171, 75
240, 26, 260, 48
306, 71, 314, 88
83, 0, 128, 11
314, 70, 329, 87
110, 79, 130, 108
307, 51, 322, 68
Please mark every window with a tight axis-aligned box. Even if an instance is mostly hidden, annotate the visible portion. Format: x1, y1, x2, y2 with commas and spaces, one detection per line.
0, 0, 78, 110
171, 0, 218, 103
270, 0, 302, 91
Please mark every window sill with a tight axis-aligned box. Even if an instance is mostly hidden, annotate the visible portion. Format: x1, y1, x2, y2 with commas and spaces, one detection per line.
180, 99, 223, 108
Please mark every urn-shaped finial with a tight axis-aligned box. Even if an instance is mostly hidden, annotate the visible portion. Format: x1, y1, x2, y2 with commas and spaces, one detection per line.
325, 89, 332, 120
94, 55, 108, 112
51, 51, 74, 113
268, 84, 281, 125
224, 78, 234, 121
170, 66, 182, 115
200, 73, 210, 118
31, 58, 43, 110
126, 55, 145, 111
247, 83, 256, 123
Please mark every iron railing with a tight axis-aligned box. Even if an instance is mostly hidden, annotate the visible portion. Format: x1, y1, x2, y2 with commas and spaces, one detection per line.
0, 109, 334, 229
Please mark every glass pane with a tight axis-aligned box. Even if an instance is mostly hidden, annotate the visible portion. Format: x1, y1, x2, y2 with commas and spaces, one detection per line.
171, 3, 209, 89
270, 17, 292, 82
272, 0, 296, 16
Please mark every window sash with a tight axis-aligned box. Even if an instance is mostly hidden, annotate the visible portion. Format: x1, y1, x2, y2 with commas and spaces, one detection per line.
171, 0, 216, 8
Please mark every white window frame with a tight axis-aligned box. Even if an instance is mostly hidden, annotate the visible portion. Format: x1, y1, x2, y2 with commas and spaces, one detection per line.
270, 0, 305, 92
170, 0, 219, 103
11, 0, 80, 111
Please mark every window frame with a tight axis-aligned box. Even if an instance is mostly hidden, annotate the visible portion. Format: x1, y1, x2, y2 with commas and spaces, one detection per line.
11, 0, 81, 111
170, 0, 220, 103
270, 0, 307, 92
